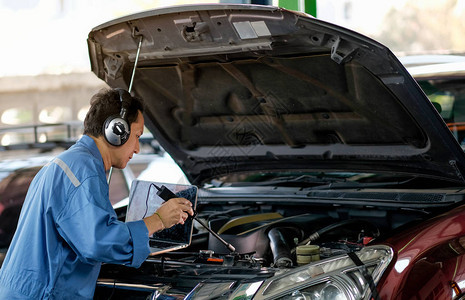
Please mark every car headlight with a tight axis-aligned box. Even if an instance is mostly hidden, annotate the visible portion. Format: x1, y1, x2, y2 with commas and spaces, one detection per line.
253, 245, 393, 300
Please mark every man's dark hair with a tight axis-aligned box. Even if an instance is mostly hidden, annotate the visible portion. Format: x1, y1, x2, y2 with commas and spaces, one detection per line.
83, 88, 145, 138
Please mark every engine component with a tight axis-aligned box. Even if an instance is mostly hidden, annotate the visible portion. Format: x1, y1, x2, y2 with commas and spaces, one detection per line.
296, 245, 320, 265
299, 219, 380, 245
267, 226, 302, 268
268, 227, 293, 268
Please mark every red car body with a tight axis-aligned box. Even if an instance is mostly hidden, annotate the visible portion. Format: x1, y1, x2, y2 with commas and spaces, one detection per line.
379, 203, 465, 299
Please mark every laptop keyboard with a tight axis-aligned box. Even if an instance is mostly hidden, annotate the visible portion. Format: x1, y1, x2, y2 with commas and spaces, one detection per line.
149, 239, 181, 249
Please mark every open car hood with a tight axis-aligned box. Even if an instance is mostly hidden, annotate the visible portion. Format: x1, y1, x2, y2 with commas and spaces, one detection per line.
87, 4, 465, 185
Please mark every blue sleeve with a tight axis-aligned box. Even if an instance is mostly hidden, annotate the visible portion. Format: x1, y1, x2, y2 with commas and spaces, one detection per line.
55, 177, 150, 268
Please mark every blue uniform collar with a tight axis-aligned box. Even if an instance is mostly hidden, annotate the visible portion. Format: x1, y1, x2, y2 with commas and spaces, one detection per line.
78, 135, 104, 162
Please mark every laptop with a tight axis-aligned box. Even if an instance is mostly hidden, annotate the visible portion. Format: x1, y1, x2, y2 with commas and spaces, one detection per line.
126, 179, 198, 255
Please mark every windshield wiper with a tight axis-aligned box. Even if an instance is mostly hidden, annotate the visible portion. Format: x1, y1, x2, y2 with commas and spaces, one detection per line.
308, 176, 419, 190
212, 174, 424, 189
227, 174, 348, 187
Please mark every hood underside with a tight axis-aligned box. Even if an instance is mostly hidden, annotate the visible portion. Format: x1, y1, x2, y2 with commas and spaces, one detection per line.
87, 4, 465, 185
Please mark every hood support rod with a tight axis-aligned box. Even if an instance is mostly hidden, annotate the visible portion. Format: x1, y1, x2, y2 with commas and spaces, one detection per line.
108, 33, 144, 185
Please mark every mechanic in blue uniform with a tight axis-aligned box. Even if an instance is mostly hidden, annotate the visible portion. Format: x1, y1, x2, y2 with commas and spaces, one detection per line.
0, 88, 194, 299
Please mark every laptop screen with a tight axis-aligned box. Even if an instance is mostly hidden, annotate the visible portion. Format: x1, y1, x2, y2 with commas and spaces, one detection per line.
126, 180, 198, 254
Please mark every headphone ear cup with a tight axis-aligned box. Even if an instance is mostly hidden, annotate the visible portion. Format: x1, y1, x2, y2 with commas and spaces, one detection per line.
103, 115, 130, 146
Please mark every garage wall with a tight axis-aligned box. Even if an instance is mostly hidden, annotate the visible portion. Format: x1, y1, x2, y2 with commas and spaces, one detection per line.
0, 72, 107, 125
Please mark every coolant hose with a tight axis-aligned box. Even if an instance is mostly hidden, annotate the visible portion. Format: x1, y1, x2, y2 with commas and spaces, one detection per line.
268, 227, 294, 268
299, 219, 379, 245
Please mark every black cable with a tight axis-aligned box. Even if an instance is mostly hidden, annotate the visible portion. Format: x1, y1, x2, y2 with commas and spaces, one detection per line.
142, 183, 157, 218
347, 252, 380, 300
106, 279, 116, 300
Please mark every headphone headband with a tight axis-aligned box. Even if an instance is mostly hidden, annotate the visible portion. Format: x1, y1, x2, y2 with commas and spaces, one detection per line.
115, 88, 131, 118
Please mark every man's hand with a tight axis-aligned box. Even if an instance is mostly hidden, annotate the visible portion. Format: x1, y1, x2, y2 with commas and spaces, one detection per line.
143, 198, 193, 236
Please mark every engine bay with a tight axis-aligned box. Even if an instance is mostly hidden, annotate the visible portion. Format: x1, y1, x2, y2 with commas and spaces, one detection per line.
96, 195, 433, 299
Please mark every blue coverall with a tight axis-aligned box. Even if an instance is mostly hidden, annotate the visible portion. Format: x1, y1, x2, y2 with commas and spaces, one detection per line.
0, 135, 150, 299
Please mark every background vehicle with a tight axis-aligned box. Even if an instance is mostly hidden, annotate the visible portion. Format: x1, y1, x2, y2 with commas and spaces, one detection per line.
400, 54, 465, 147
0, 163, 48, 266
87, 4, 465, 300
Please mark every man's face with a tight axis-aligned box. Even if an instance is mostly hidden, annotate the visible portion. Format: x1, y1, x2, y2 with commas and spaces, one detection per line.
112, 110, 144, 169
